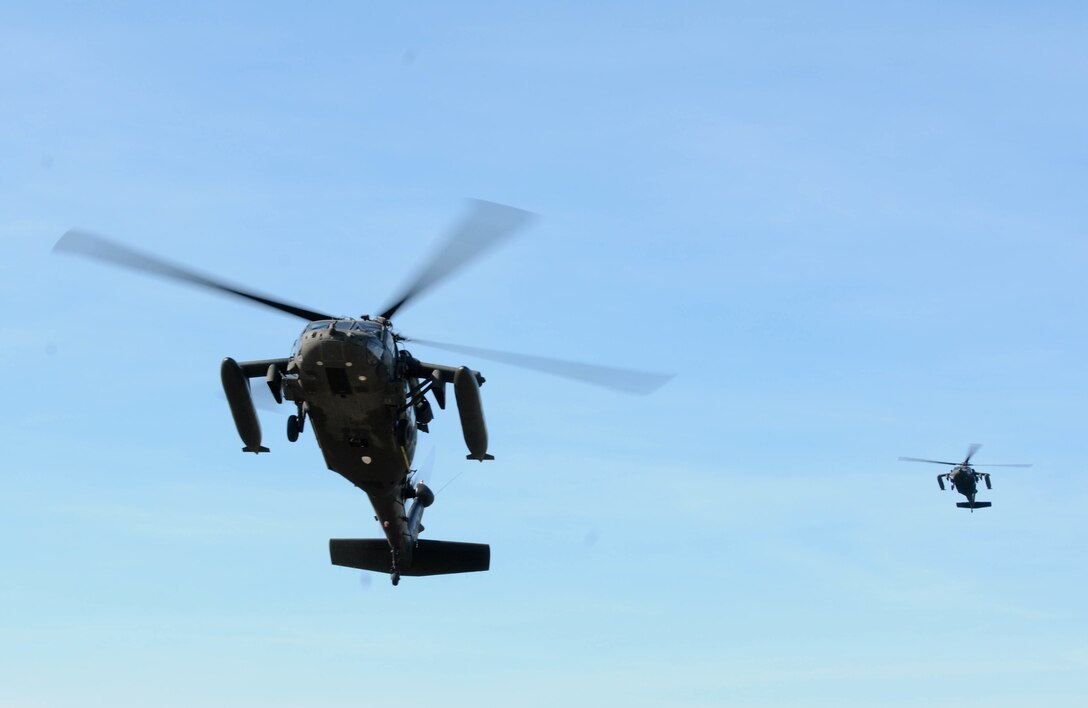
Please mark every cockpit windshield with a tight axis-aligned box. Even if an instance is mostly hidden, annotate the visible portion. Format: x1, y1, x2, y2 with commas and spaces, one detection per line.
304, 321, 331, 332
333, 320, 354, 332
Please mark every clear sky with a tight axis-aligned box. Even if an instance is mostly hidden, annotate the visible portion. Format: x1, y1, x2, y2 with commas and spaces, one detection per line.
2, 2, 1086, 706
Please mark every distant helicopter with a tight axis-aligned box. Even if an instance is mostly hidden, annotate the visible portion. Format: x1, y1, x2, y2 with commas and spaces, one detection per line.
898, 444, 1032, 511
54, 200, 672, 585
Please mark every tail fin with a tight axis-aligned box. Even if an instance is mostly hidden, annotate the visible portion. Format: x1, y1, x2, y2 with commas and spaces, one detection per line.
329, 539, 490, 576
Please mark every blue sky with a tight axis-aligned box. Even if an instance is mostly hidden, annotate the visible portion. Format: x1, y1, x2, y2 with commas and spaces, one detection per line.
2, 2, 1086, 706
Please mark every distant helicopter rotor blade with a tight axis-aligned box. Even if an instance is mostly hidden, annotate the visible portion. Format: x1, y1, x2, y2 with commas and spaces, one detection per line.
963, 443, 982, 465
54, 230, 335, 321
378, 199, 535, 320
898, 456, 961, 466
971, 463, 1033, 468
404, 337, 674, 395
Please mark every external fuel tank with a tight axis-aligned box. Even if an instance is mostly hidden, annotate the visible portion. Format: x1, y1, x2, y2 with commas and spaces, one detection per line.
220, 357, 268, 453
454, 366, 492, 461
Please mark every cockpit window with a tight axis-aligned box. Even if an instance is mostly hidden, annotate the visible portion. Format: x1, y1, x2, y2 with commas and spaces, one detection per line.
304, 321, 331, 332
333, 320, 354, 332
367, 337, 384, 362
357, 321, 383, 334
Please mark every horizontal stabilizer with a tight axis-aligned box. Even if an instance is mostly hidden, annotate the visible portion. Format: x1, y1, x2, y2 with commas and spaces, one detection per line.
330, 539, 490, 576
329, 539, 389, 573
956, 501, 992, 509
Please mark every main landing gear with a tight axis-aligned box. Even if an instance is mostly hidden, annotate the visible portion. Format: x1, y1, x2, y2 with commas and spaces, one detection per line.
286, 404, 306, 442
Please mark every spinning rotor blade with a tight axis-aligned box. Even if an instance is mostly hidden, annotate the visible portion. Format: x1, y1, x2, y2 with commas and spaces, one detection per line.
898, 456, 960, 466
971, 463, 1033, 468
405, 337, 674, 395
413, 444, 469, 497
379, 199, 535, 320
54, 230, 335, 321
963, 443, 982, 465
412, 445, 437, 482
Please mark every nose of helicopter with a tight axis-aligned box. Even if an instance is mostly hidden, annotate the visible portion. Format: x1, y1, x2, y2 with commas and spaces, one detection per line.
295, 323, 389, 385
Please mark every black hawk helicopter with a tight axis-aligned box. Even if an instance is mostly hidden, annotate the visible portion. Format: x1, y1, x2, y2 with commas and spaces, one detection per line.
54, 200, 671, 585
898, 444, 1031, 511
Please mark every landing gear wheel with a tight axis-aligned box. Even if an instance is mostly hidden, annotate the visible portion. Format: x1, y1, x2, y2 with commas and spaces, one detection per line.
287, 415, 299, 442
391, 573, 400, 586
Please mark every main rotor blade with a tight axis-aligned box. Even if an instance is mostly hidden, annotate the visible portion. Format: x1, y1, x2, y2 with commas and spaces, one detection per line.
54, 230, 334, 321
963, 443, 982, 465
379, 200, 535, 320
971, 463, 1033, 468
405, 337, 674, 395
898, 456, 960, 466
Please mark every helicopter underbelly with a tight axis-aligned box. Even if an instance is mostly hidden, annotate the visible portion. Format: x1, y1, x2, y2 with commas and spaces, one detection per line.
309, 390, 405, 485
293, 338, 413, 488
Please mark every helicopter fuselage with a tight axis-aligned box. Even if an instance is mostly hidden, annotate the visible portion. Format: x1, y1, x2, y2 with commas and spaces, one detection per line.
940, 464, 993, 510
283, 318, 420, 558
948, 465, 978, 500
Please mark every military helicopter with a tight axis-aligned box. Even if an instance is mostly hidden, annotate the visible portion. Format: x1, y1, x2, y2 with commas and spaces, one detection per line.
898, 444, 1032, 511
54, 200, 671, 585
